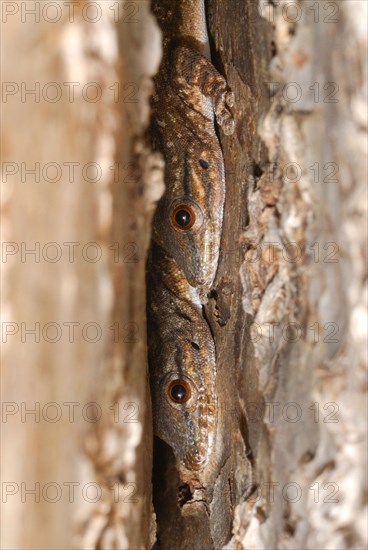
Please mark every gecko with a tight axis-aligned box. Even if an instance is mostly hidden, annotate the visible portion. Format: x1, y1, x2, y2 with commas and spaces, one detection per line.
147, 0, 234, 480
147, 242, 217, 480
150, 0, 235, 302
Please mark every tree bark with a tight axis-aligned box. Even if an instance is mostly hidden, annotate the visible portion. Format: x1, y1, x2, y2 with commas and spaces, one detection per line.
2, 2, 161, 549
210, 1, 367, 549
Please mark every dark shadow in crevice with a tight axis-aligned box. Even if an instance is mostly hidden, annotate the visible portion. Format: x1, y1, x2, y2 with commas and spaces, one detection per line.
152, 437, 185, 549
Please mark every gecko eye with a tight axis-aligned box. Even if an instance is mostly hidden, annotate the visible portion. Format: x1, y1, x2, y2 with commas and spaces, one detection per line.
171, 204, 195, 230
199, 159, 210, 169
169, 198, 203, 232
168, 379, 191, 404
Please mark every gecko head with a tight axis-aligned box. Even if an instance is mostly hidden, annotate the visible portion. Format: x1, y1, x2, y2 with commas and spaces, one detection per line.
150, 339, 217, 473
152, 148, 225, 294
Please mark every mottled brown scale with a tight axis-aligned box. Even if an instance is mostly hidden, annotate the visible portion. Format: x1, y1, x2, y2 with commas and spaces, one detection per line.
147, 243, 217, 475
172, 46, 235, 134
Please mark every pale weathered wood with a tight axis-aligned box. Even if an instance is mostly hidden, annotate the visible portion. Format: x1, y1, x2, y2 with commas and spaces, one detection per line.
1, 2, 162, 548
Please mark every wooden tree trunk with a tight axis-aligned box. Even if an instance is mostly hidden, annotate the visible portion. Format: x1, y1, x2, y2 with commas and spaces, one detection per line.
2, 2, 161, 548
1, 1, 366, 549
208, 1, 367, 548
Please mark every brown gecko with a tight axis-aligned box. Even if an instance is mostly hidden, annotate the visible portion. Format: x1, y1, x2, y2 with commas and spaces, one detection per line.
150, 0, 235, 301
147, 242, 217, 481
147, 0, 234, 481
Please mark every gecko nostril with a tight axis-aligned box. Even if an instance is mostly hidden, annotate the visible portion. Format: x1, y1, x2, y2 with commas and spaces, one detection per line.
199, 158, 210, 169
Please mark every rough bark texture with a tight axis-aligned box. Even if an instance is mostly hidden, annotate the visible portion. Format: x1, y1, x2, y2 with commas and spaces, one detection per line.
2, 1, 367, 549
209, 1, 367, 549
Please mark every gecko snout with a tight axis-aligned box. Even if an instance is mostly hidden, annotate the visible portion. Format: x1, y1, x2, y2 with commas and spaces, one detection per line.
184, 448, 207, 471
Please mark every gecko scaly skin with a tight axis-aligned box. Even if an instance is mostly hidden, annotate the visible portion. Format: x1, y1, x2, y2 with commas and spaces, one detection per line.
150, 0, 234, 300
147, 0, 234, 482
147, 242, 217, 476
